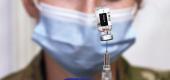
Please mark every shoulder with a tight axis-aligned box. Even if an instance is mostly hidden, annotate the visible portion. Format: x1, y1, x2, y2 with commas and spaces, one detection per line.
2, 53, 43, 80
117, 57, 170, 80
130, 66, 170, 80
2, 67, 33, 80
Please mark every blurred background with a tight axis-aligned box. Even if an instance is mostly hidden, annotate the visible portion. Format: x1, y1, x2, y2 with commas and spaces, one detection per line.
0, 0, 170, 79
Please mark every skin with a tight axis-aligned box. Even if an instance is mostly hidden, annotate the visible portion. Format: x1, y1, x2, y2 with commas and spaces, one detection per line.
23, 0, 137, 19
23, 0, 137, 80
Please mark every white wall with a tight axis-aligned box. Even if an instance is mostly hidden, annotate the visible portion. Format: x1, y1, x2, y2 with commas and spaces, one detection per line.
123, 0, 170, 70
11, 0, 40, 70
0, 0, 40, 78
0, 0, 13, 78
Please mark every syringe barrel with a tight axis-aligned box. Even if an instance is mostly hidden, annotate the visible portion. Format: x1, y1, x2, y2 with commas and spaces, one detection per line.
102, 66, 112, 80
103, 53, 112, 80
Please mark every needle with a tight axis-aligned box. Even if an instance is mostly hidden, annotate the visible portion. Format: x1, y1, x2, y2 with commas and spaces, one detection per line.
104, 41, 109, 66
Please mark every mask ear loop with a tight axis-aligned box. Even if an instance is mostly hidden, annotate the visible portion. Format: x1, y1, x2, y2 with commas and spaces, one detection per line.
131, 3, 138, 16
33, 0, 42, 11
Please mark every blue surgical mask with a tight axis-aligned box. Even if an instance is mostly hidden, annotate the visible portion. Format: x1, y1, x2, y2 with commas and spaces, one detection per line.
32, 3, 136, 77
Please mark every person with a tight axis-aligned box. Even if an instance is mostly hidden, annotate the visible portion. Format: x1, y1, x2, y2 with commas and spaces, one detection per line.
2, 0, 170, 80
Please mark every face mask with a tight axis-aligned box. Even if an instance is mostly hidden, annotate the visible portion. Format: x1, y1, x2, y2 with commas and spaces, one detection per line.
32, 3, 136, 77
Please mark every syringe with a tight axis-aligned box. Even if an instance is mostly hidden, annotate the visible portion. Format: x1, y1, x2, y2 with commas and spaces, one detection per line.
101, 41, 112, 80
96, 7, 113, 80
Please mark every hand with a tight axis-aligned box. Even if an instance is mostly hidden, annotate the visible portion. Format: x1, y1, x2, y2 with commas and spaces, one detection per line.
22, 0, 39, 19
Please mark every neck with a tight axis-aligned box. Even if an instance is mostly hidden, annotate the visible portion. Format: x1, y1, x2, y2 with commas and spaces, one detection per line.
44, 52, 73, 80
44, 52, 117, 80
